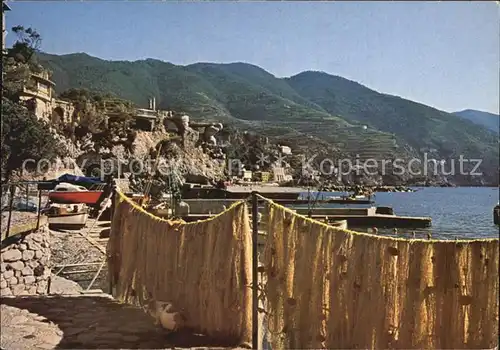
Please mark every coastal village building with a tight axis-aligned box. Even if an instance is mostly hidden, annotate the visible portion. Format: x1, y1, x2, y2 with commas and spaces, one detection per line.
2, 1, 10, 52
271, 166, 293, 183
272, 167, 286, 182
16, 65, 163, 130
19, 71, 76, 124
280, 145, 292, 155
242, 170, 253, 181
253, 171, 270, 182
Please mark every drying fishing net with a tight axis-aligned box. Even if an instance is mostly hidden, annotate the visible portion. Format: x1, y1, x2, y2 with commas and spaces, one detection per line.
260, 197, 499, 349
107, 190, 253, 345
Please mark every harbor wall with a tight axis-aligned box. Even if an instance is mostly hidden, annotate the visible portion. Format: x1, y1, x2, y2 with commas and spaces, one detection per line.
294, 207, 376, 216
1, 225, 52, 296
177, 199, 241, 214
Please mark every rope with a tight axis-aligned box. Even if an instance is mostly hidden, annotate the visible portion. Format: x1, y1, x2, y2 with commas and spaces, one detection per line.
115, 189, 247, 225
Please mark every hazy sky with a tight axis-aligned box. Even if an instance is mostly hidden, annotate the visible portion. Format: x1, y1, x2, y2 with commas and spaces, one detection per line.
5, 1, 499, 114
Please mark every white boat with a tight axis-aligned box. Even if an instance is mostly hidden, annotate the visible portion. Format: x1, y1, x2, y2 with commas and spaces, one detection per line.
45, 203, 89, 229
53, 182, 88, 192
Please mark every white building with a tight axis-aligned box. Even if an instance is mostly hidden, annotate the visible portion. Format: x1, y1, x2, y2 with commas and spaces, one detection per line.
272, 167, 288, 183
3, 1, 11, 52
280, 145, 292, 155
243, 170, 253, 181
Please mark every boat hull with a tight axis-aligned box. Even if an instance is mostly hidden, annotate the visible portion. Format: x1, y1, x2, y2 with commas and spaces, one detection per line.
48, 212, 88, 230
48, 191, 103, 205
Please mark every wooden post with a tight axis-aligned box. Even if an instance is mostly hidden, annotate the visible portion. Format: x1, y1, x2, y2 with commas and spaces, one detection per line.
251, 191, 259, 350
494, 205, 499, 225
36, 190, 42, 230
5, 185, 15, 239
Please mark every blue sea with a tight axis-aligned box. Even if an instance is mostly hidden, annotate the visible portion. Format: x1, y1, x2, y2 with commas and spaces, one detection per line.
301, 187, 499, 240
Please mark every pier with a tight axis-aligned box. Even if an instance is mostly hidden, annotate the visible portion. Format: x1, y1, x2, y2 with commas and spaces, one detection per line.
176, 199, 431, 229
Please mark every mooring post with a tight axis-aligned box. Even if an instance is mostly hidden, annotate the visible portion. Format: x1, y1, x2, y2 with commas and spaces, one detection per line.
36, 189, 42, 230
251, 191, 259, 350
5, 185, 15, 239
494, 205, 499, 225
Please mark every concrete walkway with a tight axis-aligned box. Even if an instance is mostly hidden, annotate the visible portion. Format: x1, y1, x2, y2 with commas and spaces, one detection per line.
1, 294, 244, 349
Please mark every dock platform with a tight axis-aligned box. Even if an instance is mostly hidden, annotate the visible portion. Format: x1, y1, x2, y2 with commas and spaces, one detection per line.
182, 213, 431, 228
318, 214, 431, 229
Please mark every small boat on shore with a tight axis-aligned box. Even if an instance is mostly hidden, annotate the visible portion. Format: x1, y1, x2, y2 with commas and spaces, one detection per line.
45, 203, 89, 229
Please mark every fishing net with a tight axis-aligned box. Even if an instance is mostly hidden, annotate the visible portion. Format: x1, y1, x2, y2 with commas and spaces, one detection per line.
260, 197, 499, 349
107, 190, 253, 345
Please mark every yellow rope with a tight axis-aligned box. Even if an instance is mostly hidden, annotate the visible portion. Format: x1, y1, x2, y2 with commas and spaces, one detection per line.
115, 188, 246, 226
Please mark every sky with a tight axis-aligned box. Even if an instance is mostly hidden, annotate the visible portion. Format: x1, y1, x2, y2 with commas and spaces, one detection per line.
4, 1, 500, 114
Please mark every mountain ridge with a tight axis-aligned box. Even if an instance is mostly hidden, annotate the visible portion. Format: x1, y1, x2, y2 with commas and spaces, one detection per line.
452, 109, 499, 133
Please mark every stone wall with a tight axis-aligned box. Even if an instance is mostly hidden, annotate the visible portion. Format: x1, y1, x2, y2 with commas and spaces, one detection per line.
1, 225, 51, 296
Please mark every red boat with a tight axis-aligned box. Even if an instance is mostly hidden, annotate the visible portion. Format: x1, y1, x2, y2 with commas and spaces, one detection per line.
48, 182, 104, 205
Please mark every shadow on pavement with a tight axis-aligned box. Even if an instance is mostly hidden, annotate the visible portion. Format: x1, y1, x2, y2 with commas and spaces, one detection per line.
1, 295, 239, 349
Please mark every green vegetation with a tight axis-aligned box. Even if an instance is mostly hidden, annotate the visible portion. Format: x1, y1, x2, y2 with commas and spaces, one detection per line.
37, 52, 499, 185
1, 98, 66, 180
453, 109, 499, 134
57, 88, 137, 152
1, 27, 65, 181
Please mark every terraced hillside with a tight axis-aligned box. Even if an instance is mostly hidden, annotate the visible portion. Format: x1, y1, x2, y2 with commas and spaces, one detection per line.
37, 52, 499, 185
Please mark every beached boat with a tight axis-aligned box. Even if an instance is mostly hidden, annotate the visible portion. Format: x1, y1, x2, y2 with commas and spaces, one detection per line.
45, 204, 89, 229
48, 211, 89, 229
48, 182, 104, 205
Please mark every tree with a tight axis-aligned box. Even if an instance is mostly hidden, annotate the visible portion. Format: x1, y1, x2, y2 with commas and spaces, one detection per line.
2, 26, 44, 102
1, 56, 32, 102
1, 98, 66, 181
9, 25, 42, 64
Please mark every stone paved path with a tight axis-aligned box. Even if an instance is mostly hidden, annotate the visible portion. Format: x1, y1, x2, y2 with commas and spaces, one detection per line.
1, 294, 243, 349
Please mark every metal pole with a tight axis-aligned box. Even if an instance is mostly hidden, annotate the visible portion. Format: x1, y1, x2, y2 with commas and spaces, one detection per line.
110, 182, 116, 224
307, 185, 312, 218
5, 185, 15, 239
36, 190, 42, 230
86, 259, 106, 291
108, 184, 116, 295
25, 184, 29, 210
251, 191, 259, 350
